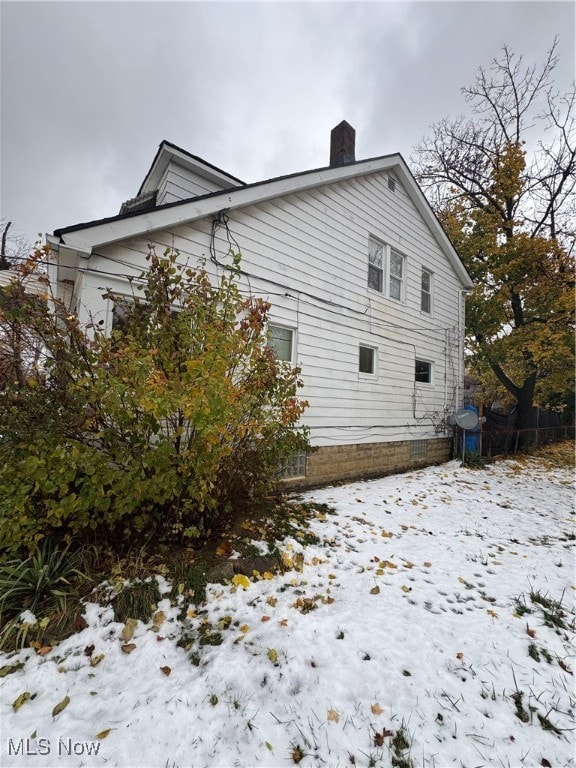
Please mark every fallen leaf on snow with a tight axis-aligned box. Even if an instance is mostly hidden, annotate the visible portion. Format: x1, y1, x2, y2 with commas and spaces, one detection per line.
327, 709, 339, 723
456, 652, 464, 659
374, 729, 392, 746
95, 729, 112, 739
261, 616, 271, 622
120, 643, 137, 654
152, 611, 166, 631
121, 618, 137, 642
160, 666, 171, 676
487, 610, 499, 618
232, 574, 251, 589
371, 703, 384, 715
12, 692, 32, 712
370, 586, 380, 595
52, 695, 70, 717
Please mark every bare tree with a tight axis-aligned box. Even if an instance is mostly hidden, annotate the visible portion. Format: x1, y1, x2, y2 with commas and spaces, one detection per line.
0, 219, 33, 270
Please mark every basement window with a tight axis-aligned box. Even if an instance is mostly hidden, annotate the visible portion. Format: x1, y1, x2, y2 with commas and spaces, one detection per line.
278, 450, 307, 479
410, 440, 427, 460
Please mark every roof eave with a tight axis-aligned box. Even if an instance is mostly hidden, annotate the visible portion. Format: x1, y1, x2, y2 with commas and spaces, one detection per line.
55, 153, 473, 289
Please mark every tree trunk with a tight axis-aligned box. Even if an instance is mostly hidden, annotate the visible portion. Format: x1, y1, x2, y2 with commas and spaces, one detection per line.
515, 372, 537, 447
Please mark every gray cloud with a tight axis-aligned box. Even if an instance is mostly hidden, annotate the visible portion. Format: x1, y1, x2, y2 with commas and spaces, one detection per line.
1, 1, 573, 245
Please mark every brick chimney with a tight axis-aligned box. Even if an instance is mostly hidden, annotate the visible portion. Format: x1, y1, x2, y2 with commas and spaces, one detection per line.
330, 121, 356, 166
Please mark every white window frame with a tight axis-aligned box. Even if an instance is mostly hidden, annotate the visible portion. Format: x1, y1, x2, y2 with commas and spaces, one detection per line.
388, 248, 405, 302
368, 238, 384, 293
359, 344, 377, 377
367, 237, 406, 303
415, 359, 433, 385
421, 268, 433, 315
267, 324, 295, 364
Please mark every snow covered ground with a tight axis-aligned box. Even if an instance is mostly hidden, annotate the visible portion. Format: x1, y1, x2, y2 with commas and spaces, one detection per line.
1, 453, 574, 768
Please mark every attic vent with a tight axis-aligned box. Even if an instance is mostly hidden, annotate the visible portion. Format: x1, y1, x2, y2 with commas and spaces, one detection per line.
387, 176, 396, 193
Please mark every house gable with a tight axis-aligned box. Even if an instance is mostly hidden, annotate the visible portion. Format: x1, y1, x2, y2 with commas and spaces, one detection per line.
120, 140, 245, 214
52, 153, 473, 290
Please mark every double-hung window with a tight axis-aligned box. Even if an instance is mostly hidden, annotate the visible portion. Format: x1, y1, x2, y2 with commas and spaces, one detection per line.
421, 269, 432, 314
368, 238, 384, 292
368, 237, 405, 302
389, 249, 405, 301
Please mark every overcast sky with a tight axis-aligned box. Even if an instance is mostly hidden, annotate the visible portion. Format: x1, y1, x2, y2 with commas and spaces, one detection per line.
1, 1, 574, 246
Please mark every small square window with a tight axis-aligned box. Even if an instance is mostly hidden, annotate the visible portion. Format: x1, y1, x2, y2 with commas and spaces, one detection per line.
359, 345, 376, 375
421, 269, 432, 314
278, 450, 307, 479
410, 440, 427, 460
268, 325, 293, 362
111, 298, 146, 333
368, 238, 383, 292
415, 359, 432, 383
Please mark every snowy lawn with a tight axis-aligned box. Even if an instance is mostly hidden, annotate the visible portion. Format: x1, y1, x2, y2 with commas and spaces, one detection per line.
1, 450, 574, 768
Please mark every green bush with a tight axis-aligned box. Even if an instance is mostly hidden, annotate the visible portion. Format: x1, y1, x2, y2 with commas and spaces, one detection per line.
0, 247, 310, 555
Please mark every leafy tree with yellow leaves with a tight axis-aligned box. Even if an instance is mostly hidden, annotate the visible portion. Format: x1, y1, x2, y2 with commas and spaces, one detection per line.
413, 40, 575, 430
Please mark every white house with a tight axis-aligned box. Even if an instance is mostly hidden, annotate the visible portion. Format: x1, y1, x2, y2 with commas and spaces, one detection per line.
46, 122, 473, 486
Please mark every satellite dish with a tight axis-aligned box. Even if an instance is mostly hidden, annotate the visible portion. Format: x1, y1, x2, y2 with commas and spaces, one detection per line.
454, 408, 479, 431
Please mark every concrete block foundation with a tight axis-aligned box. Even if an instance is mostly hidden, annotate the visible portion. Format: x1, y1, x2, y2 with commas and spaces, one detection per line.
285, 438, 452, 489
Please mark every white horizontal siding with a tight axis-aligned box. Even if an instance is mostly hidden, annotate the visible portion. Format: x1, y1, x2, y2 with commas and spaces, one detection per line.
80, 169, 465, 446
0, 269, 47, 297
156, 164, 231, 205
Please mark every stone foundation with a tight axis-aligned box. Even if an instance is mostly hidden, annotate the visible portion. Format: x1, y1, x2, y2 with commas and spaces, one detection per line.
285, 438, 452, 489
